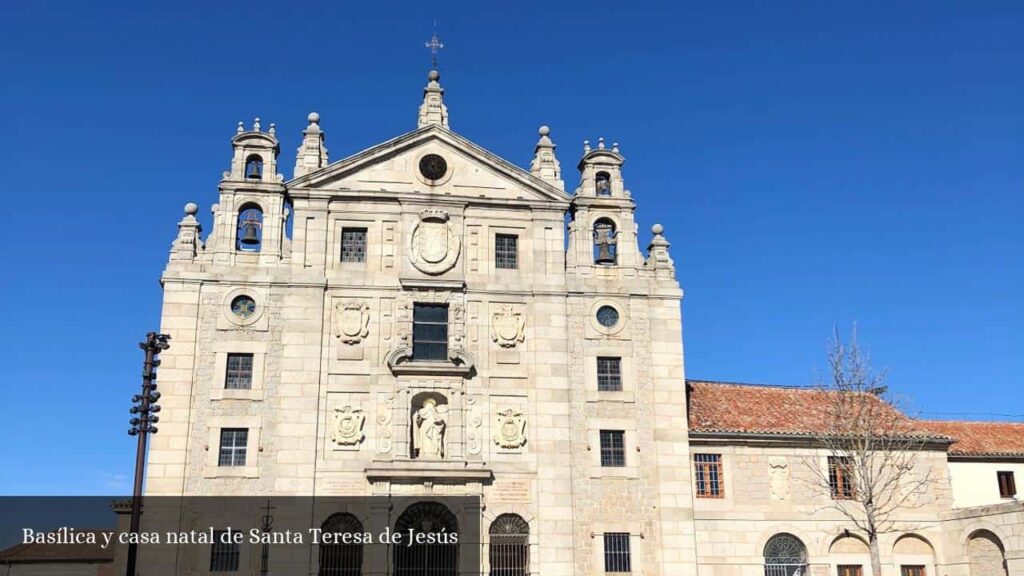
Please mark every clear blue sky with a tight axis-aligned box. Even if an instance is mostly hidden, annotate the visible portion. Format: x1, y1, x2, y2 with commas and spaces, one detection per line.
1, 1, 1021, 495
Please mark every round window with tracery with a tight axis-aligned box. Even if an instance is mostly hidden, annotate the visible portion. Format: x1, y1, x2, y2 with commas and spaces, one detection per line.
596, 305, 620, 328
231, 295, 257, 319
419, 154, 448, 180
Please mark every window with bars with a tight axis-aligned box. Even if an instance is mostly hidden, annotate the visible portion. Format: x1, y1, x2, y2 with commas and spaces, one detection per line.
694, 453, 724, 498
829, 456, 856, 500
597, 357, 623, 391
218, 428, 248, 467
603, 532, 631, 573
210, 530, 240, 572
599, 430, 626, 467
340, 227, 368, 263
495, 234, 518, 270
998, 471, 1017, 498
900, 566, 926, 576
489, 514, 529, 576
412, 304, 448, 361
224, 353, 254, 390
837, 565, 863, 576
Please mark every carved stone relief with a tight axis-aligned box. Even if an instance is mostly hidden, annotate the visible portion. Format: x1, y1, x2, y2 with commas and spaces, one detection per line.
376, 393, 394, 454
465, 396, 483, 456
331, 405, 365, 446
493, 408, 527, 449
769, 456, 790, 501
334, 301, 370, 344
408, 209, 461, 275
491, 306, 525, 348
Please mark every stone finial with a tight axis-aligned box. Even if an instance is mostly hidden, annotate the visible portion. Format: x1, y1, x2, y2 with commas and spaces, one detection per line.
293, 111, 329, 178
530, 125, 564, 190
170, 202, 204, 262
253, 117, 261, 132
268, 123, 276, 135
598, 137, 605, 150
237, 121, 244, 133
583, 140, 591, 153
417, 69, 449, 128
612, 142, 620, 153
646, 223, 675, 276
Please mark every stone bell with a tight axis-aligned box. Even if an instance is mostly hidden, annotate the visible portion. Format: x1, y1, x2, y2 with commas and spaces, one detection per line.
593, 221, 617, 265
239, 215, 262, 245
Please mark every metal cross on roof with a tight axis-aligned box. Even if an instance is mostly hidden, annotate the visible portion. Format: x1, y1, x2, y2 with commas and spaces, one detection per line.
425, 25, 444, 68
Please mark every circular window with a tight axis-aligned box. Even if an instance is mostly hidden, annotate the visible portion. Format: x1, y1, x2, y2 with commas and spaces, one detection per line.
419, 154, 448, 180
596, 305, 620, 328
231, 295, 256, 319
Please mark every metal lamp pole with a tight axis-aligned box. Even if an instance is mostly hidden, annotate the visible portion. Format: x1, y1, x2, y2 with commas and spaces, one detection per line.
125, 332, 170, 576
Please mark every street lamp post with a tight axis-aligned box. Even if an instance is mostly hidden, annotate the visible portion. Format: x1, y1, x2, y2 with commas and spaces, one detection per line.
125, 332, 170, 576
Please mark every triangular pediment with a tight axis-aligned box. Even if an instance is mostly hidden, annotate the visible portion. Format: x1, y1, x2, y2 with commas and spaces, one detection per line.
287, 125, 570, 204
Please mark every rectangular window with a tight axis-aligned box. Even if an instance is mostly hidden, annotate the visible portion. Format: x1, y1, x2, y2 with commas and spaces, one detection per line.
597, 357, 623, 391
599, 430, 626, 467
218, 428, 248, 467
694, 453, 724, 498
998, 471, 1017, 498
224, 353, 254, 390
495, 233, 518, 269
829, 456, 856, 500
340, 227, 368, 263
210, 530, 240, 572
412, 304, 448, 361
603, 532, 631, 573
837, 566, 863, 576
901, 566, 926, 576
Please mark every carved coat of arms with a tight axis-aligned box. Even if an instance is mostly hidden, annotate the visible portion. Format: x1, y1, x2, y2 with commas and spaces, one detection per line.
491, 306, 525, 348
332, 405, 365, 446
409, 210, 461, 274
493, 408, 527, 449
334, 301, 370, 344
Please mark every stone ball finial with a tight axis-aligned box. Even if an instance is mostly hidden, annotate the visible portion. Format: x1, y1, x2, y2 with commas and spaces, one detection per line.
652, 223, 664, 235
236, 121, 244, 133
184, 202, 199, 216
539, 125, 550, 136
308, 112, 320, 123
428, 69, 441, 82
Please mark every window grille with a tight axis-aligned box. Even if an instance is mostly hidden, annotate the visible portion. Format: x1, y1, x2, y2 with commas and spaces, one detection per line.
603, 532, 631, 573
319, 513, 363, 576
597, 357, 623, 391
489, 514, 529, 576
599, 430, 626, 467
210, 530, 240, 572
829, 456, 856, 500
763, 533, 808, 576
218, 428, 248, 467
694, 453, 724, 498
341, 228, 368, 263
412, 304, 448, 361
225, 353, 253, 390
495, 234, 518, 270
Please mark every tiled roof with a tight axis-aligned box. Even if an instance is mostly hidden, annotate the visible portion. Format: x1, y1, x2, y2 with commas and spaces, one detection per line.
919, 420, 1024, 457
0, 530, 113, 564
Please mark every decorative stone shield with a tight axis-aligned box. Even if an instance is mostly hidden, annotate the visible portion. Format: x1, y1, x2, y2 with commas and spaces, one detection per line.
409, 209, 461, 274
491, 306, 525, 348
334, 301, 370, 344
493, 408, 527, 449
332, 405, 365, 446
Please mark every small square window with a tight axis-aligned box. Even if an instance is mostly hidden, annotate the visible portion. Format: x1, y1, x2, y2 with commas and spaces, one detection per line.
341, 227, 368, 263
597, 357, 622, 391
218, 428, 248, 467
599, 430, 626, 467
603, 532, 631, 573
829, 456, 856, 500
694, 453, 724, 498
412, 304, 448, 361
998, 471, 1016, 498
225, 353, 253, 390
495, 234, 518, 270
210, 530, 240, 572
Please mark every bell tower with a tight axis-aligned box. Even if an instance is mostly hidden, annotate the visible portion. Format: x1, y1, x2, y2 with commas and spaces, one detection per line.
566, 138, 644, 274
210, 118, 289, 264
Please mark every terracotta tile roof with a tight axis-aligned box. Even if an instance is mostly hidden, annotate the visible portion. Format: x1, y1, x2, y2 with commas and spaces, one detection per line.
919, 420, 1024, 457
0, 530, 114, 564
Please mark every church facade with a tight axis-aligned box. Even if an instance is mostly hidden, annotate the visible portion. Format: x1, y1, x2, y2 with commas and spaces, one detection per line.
150, 68, 1023, 576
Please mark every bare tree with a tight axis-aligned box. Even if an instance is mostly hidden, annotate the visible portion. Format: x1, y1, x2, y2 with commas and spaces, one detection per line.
804, 326, 939, 576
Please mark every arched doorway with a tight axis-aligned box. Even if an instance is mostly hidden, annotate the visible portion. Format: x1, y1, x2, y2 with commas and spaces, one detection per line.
489, 514, 529, 576
967, 529, 1008, 576
764, 533, 808, 576
318, 513, 363, 576
394, 502, 458, 576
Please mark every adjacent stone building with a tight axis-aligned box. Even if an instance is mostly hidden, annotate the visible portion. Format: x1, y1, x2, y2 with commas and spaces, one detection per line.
149, 68, 1023, 576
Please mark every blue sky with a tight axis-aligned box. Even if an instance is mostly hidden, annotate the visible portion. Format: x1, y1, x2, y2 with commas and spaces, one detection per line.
0, 1, 1021, 495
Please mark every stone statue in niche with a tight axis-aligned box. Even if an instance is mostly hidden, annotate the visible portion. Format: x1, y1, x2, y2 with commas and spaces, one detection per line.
413, 398, 448, 459
331, 405, 365, 446
493, 408, 527, 449
490, 306, 525, 348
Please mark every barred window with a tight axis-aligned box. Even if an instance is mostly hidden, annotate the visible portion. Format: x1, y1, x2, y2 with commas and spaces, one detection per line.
900, 566, 926, 576
829, 456, 855, 500
837, 565, 863, 576
597, 357, 622, 391
225, 353, 253, 390
997, 471, 1016, 498
412, 304, 448, 361
489, 514, 529, 576
319, 513, 363, 576
218, 428, 248, 467
210, 530, 240, 572
341, 228, 368, 263
694, 453, 724, 498
495, 234, 518, 270
603, 532, 631, 573
599, 430, 626, 467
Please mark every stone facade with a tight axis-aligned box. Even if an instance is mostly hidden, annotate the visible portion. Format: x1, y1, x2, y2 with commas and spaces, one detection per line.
149, 69, 1022, 575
